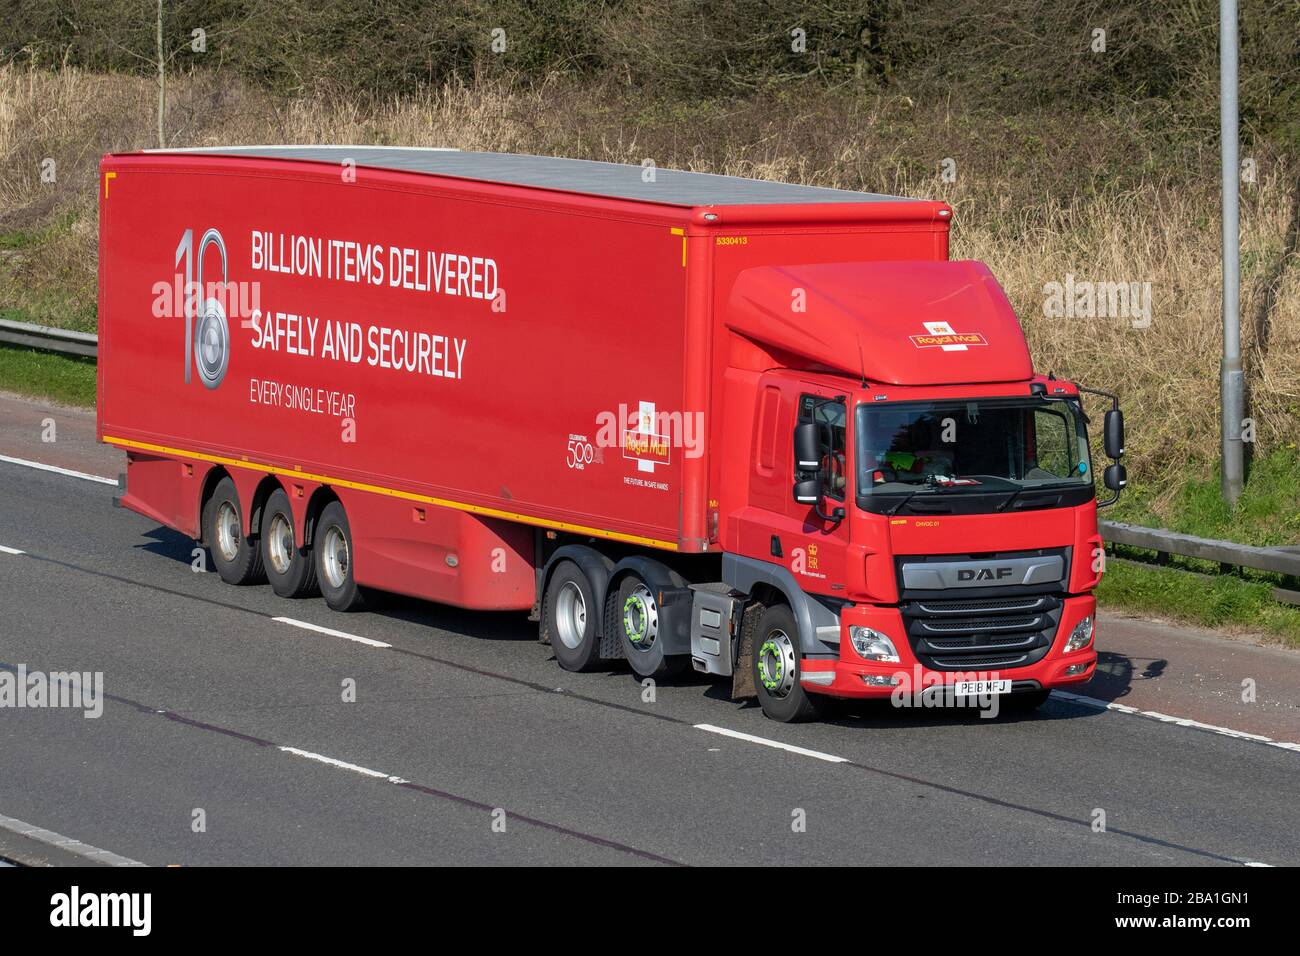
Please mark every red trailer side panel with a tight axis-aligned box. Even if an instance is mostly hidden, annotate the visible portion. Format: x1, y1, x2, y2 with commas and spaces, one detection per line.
98, 154, 694, 564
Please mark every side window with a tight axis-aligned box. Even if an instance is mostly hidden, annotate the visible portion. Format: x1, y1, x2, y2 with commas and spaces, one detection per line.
798, 394, 847, 500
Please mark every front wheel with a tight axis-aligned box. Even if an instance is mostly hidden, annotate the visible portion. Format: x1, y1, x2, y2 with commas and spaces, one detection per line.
314, 501, 366, 612
752, 604, 829, 723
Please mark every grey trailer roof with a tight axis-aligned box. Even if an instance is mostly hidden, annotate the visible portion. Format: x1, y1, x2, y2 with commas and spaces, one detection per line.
145, 145, 911, 207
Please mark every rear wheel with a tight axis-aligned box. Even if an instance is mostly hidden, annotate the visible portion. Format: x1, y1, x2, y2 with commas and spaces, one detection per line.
752, 604, 829, 723
543, 561, 602, 672
261, 489, 317, 598
202, 477, 264, 585
315, 501, 366, 611
614, 574, 687, 678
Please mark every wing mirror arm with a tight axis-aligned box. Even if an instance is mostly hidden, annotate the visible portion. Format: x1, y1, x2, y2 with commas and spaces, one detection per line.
793, 419, 847, 526
1078, 385, 1126, 508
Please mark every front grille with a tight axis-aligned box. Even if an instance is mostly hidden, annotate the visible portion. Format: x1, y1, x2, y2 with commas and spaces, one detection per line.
901, 593, 1061, 671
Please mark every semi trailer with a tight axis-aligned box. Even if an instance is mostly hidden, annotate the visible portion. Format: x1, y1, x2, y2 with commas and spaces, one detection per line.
97, 146, 1126, 722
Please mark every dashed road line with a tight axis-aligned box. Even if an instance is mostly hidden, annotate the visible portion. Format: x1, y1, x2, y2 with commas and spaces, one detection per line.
0, 453, 117, 486
1053, 690, 1300, 753
278, 746, 408, 783
0, 544, 25, 555
272, 616, 392, 648
695, 723, 848, 763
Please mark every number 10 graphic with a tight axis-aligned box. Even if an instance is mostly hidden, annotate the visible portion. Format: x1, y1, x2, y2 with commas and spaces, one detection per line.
173, 227, 231, 390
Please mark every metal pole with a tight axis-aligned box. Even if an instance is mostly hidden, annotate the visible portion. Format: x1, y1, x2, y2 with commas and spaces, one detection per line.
1220, 0, 1244, 506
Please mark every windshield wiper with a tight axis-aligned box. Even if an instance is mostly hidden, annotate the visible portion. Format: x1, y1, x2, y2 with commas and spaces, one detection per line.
997, 487, 1026, 512
998, 483, 1073, 512
886, 476, 941, 515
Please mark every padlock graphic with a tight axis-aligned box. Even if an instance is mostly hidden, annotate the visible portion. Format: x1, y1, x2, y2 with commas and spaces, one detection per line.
191, 228, 230, 390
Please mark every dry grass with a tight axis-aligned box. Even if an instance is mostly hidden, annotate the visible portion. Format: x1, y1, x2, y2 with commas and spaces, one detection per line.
2, 64, 1298, 501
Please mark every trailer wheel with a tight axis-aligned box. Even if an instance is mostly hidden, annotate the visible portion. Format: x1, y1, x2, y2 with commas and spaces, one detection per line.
261, 489, 318, 598
202, 477, 264, 585
314, 501, 366, 612
543, 561, 602, 672
613, 574, 687, 679
752, 604, 828, 723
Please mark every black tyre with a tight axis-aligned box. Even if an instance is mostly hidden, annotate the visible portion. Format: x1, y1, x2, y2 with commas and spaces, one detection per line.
261, 489, 318, 598
543, 561, 602, 672
1002, 688, 1052, 712
752, 604, 829, 723
202, 476, 264, 585
314, 501, 366, 612
612, 574, 688, 679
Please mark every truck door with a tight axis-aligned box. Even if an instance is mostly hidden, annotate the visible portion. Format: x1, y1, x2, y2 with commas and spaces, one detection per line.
737, 376, 851, 596
787, 391, 852, 594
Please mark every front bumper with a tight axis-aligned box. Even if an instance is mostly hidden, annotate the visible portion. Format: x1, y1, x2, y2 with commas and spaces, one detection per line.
801, 594, 1097, 698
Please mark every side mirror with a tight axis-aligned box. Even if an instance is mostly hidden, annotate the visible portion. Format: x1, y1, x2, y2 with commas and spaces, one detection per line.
793, 477, 821, 505
1104, 462, 1127, 492
794, 421, 821, 473
1103, 408, 1125, 459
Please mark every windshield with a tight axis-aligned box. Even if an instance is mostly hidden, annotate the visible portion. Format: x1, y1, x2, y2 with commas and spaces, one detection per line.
855, 398, 1091, 497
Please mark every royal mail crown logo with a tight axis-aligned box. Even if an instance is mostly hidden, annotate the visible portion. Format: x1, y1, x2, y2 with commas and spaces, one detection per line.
909, 321, 988, 351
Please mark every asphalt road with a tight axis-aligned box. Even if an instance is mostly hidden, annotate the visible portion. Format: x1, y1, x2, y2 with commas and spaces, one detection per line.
1, 393, 1297, 866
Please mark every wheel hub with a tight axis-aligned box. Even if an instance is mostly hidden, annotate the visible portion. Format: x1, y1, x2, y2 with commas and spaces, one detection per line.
757, 629, 798, 698
554, 580, 587, 650
622, 585, 658, 651
268, 513, 294, 574
321, 525, 349, 589
215, 501, 240, 562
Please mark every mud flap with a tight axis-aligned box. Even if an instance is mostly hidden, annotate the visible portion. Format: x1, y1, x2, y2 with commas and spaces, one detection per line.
730, 602, 762, 699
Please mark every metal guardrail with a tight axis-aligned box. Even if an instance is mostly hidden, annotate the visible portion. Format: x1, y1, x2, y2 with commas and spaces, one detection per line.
1100, 519, 1300, 609
0, 318, 97, 359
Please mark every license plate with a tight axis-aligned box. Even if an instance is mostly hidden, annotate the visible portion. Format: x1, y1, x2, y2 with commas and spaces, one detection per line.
953, 679, 1012, 697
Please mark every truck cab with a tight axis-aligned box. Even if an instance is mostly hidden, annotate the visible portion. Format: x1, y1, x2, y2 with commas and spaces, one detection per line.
703, 257, 1126, 720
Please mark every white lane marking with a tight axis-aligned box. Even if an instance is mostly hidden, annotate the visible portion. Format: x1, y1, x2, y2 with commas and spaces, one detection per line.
0, 453, 117, 486
272, 616, 391, 649
0, 544, 24, 555
1243, 861, 1274, 867
694, 724, 847, 763
278, 746, 408, 784
0, 811, 145, 866
1053, 690, 1300, 753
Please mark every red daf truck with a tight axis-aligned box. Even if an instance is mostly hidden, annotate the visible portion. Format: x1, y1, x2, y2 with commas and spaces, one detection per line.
98, 146, 1126, 722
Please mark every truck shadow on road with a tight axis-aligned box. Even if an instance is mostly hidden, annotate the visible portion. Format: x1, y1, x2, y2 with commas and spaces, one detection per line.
136, 526, 203, 565
1082, 650, 1166, 705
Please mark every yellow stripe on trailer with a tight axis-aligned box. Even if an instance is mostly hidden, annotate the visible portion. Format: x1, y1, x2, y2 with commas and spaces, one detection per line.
103, 434, 680, 551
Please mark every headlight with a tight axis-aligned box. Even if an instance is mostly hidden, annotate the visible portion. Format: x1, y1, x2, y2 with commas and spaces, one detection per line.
1064, 615, 1094, 653
849, 625, 900, 663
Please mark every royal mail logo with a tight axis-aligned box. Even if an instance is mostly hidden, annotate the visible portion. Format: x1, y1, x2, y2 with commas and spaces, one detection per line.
909, 321, 987, 351
622, 401, 671, 472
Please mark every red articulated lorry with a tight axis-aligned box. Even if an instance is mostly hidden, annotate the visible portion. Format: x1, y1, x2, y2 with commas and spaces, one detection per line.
98, 146, 1127, 721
